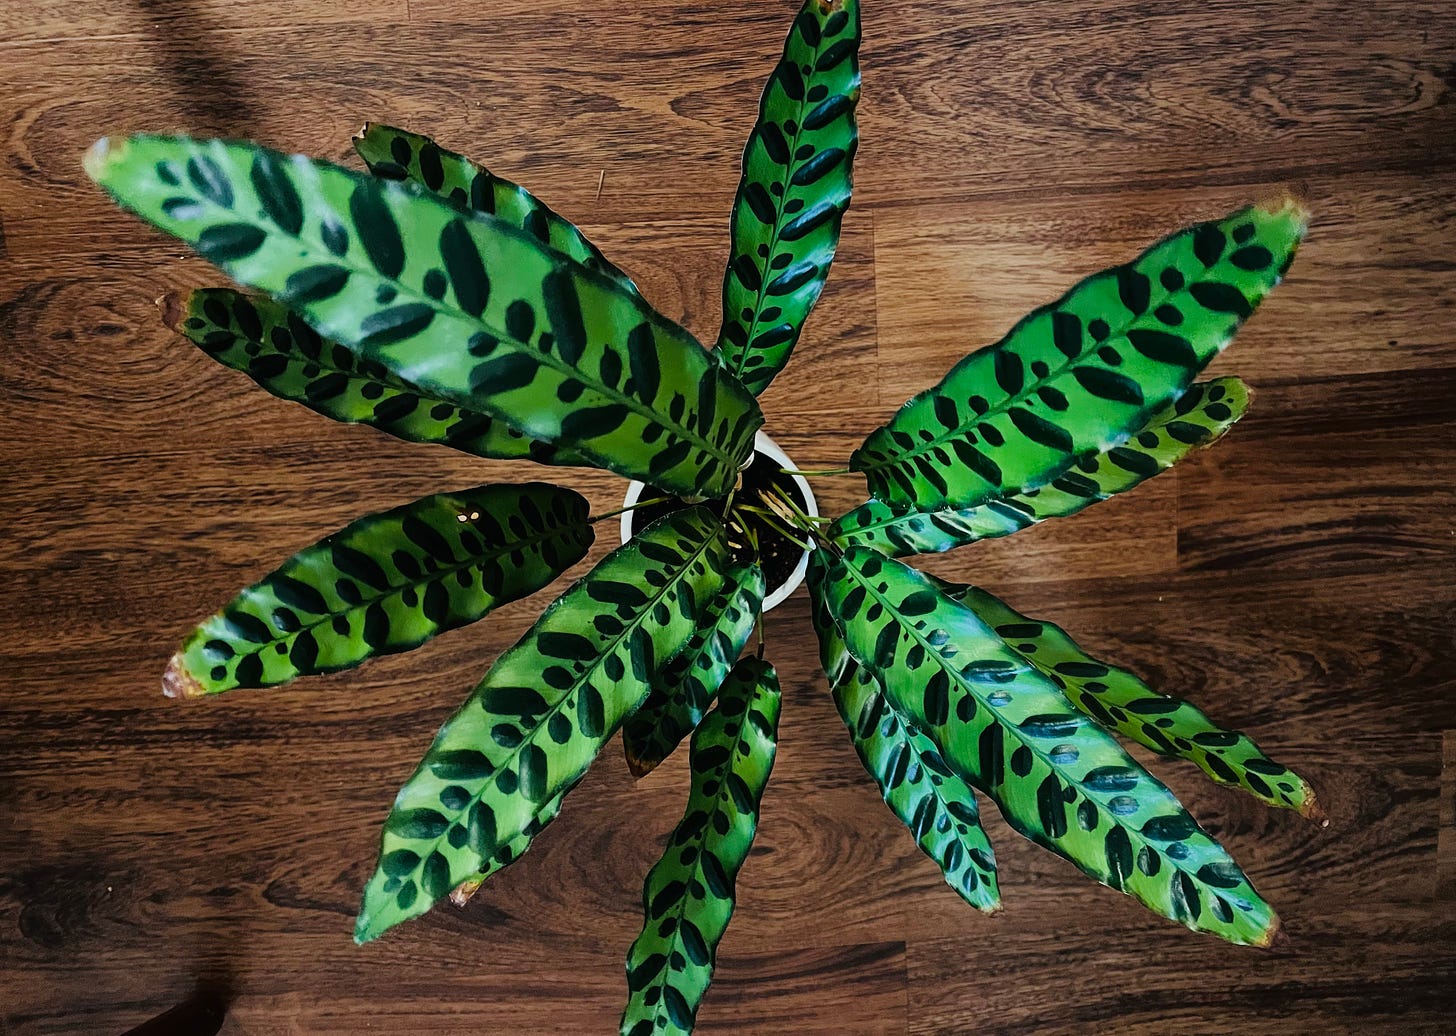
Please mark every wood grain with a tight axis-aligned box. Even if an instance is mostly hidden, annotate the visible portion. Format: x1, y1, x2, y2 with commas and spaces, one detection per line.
2, 0, 1454, 1032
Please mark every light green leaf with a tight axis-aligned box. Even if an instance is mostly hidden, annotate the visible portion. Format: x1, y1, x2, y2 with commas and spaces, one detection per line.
807, 552, 1000, 912
716, 0, 860, 396
448, 785, 571, 906
163, 483, 593, 698
820, 545, 1279, 946
833, 377, 1251, 555
851, 199, 1305, 509
353, 122, 639, 295
620, 657, 781, 1036
86, 134, 762, 497
355, 506, 729, 943
166, 287, 583, 465
622, 563, 765, 777
950, 582, 1321, 818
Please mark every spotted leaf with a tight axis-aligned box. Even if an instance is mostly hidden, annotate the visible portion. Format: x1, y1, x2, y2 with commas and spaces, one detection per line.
821, 546, 1279, 945
807, 552, 1000, 912
449, 784, 573, 907
354, 123, 638, 295
851, 199, 1305, 509
162, 483, 593, 698
620, 657, 780, 1036
622, 563, 765, 777
715, 0, 860, 396
166, 287, 584, 466
950, 583, 1320, 817
833, 377, 1251, 555
355, 507, 729, 943
86, 135, 762, 497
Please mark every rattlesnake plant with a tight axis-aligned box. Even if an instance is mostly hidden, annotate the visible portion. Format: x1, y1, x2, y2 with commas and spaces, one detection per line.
85, 0, 1319, 1030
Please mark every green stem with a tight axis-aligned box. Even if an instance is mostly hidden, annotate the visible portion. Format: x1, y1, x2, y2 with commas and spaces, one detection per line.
590, 496, 670, 525
780, 466, 852, 478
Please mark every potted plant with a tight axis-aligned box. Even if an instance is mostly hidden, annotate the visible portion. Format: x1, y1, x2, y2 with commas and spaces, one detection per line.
84, 0, 1319, 1030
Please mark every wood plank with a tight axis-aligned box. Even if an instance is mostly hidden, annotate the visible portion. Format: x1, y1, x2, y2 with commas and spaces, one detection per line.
0, 1, 408, 44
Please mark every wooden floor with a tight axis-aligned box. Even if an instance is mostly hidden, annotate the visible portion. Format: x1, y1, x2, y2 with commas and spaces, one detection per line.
2, 0, 1454, 1032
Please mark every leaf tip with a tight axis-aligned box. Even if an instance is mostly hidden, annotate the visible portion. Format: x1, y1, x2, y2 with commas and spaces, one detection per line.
1256, 913, 1287, 950
157, 291, 186, 332
161, 652, 206, 700
449, 878, 483, 907
82, 136, 116, 184
623, 745, 661, 779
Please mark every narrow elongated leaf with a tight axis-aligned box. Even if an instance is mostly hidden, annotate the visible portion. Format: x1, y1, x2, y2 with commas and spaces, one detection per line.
851, 199, 1305, 509
821, 545, 1278, 945
355, 507, 729, 943
353, 123, 639, 295
807, 553, 1000, 912
86, 135, 762, 496
622, 563, 765, 777
950, 583, 1320, 817
162, 483, 593, 698
833, 377, 1250, 555
715, 0, 860, 396
621, 657, 780, 1036
166, 287, 583, 465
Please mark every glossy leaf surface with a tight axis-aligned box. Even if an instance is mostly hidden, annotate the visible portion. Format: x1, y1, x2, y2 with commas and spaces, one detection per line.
353, 123, 638, 294
807, 553, 1000, 912
951, 583, 1320, 817
86, 135, 762, 496
833, 377, 1250, 555
622, 563, 764, 777
621, 657, 780, 1036
715, 0, 860, 396
355, 507, 729, 942
820, 545, 1278, 945
163, 483, 593, 698
167, 287, 580, 465
851, 199, 1305, 509
449, 786, 571, 907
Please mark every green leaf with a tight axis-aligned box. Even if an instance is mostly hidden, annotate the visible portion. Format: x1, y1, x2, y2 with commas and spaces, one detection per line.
163, 482, 593, 698
949, 583, 1321, 818
833, 377, 1251, 555
355, 506, 729, 943
807, 553, 1000, 912
715, 0, 860, 396
820, 545, 1279, 946
85, 134, 763, 497
622, 563, 765, 777
620, 657, 781, 1036
353, 123, 639, 295
166, 287, 585, 466
851, 199, 1306, 509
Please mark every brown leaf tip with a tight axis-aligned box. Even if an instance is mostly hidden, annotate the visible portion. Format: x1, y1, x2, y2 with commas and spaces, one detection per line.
156, 291, 185, 332
162, 652, 206, 699
450, 879, 483, 907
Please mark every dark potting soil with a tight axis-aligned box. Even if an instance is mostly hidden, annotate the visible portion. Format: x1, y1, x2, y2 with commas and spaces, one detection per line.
624, 449, 812, 595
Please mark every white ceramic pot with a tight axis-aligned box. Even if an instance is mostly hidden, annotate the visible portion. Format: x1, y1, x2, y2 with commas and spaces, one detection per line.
619, 431, 817, 613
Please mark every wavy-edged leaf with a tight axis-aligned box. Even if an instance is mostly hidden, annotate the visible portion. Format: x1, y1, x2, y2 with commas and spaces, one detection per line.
166, 287, 584, 466
851, 199, 1305, 509
449, 784, 572, 907
353, 123, 639, 295
86, 135, 762, 497
622, 563, 765, 777
715, 0, 860, 396
621, 657, 780, 1036
833, 377, 1251, 555
820, 545, 1279, 945
355, 507, 729, 943
950, 583, 1321, 818
807, 552, 1000, 912
162, 482, 593, 698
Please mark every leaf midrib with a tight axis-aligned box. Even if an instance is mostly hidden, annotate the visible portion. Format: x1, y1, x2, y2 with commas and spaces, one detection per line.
231, 509, 587, 659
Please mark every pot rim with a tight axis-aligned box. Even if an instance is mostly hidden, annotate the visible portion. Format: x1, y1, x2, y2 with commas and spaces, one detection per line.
619, 430, 818, 613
